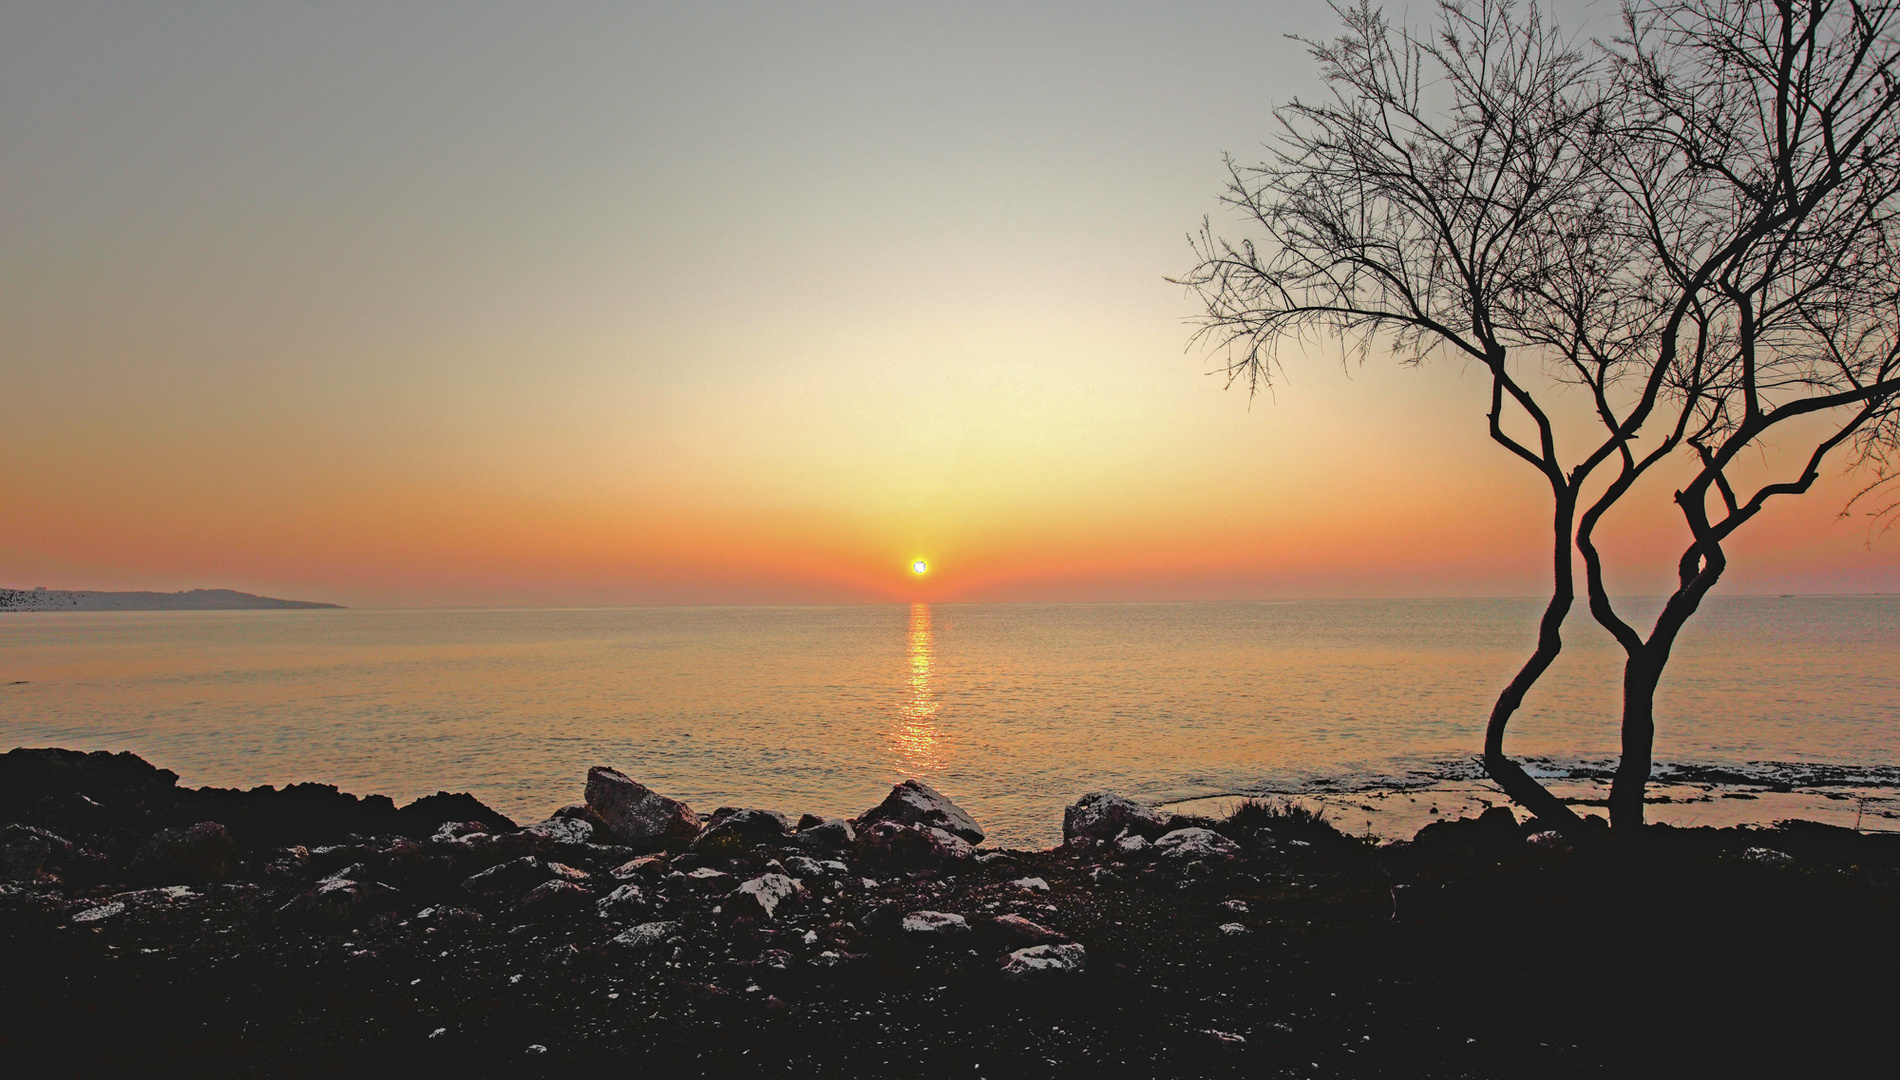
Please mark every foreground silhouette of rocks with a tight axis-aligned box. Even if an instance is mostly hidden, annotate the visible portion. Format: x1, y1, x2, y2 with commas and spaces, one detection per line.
1, 748, 1895, 1078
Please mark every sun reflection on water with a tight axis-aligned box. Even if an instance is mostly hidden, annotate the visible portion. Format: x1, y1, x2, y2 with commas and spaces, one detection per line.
891, 602, 946, 771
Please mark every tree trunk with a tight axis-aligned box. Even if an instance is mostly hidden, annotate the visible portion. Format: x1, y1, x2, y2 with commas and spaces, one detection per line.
1608, 556, 1722, 831
1484, 641, 1592, 837
1609, 650, 1663, 831
1482, 494, 1592, 840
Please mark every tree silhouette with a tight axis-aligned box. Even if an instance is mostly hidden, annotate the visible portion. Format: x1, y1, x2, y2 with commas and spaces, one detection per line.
1179, 0, 1900, 836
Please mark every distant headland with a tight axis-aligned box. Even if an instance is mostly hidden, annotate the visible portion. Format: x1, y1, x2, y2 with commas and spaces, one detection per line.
0, 587, 342, 612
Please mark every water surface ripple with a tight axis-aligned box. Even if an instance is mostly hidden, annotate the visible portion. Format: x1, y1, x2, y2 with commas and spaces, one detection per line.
2, 598, 1894, 847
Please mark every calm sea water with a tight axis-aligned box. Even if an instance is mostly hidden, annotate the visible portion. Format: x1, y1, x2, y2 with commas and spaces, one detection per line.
1, 599, 1895, 846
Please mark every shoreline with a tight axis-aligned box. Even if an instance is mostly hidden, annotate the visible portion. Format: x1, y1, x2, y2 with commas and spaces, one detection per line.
3, 747, 1896, 1077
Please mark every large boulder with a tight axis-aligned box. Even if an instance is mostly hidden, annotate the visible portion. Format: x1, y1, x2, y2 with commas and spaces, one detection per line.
1063, 792, 1170, 845
0, 748, 183, 845
858, 780, 983, 844
583, 767, 700, 850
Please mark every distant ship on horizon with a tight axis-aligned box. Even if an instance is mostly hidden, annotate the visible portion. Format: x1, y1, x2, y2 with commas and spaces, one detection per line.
0, 587, 342, 612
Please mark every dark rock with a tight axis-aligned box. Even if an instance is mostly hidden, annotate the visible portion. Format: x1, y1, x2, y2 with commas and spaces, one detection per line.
1063, 791, 1169, 845
596, 883, 648, 918
1743, 846, 1797, 868
795, 813, 826, 831
609, 920, 679, 950
70, 898, 128, 923
461, 856, 552, 899
1525, 830, 1569, 850
1001, 942, 1086, 980
580, 843, 636, 863
857, 821, 973, 867
0, 748, 182, 847
373, 837, 430, 882
794, 817, 856, 852
185, 783, 402, 848
678, 867, 733, 891
782, 855, 829, 879
430, 821, 490, 845
610, 855, 669, 881
435, 905, 483, 928
1153, 827, 1240, 863
396, 791, 516, 838
546, 861, 589, 882
0, 824, 73, 882
692, 808, 790, 855
1410, 806, 1524, 861
732, 873, 805, 920
858, 780, 984, 844
518, 879, 593, 915
583, 767, 700, 850
989, 913, 1067, 946
136, 821, 236, 882
857, 901, 901, 935
900, 910, 970, 934
490, 817, 595, 856
278, 876, 397, 924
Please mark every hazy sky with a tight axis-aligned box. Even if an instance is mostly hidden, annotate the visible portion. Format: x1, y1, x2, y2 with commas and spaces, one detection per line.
4, 1, 1894, 606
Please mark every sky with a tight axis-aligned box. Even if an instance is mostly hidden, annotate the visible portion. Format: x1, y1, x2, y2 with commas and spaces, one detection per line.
3, 0, 1896, 607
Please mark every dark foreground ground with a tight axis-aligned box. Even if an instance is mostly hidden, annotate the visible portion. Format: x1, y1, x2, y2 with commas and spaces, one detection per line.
1, 748, 1894, 1079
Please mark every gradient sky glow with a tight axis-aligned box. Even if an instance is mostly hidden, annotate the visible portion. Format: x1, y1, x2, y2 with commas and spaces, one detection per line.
4, 1, 1895, 607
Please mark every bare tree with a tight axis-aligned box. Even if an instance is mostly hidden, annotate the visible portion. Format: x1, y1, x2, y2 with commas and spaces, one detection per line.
1179, 0, 1900, 837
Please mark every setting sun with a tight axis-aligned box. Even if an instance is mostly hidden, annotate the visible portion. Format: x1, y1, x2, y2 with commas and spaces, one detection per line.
912, 560, 928, 575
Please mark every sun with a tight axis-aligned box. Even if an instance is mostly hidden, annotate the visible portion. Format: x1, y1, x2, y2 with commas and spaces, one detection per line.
912, 560, 928, 575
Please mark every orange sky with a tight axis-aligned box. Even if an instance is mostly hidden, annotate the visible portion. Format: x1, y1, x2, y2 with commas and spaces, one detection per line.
3, 2, 1895, 607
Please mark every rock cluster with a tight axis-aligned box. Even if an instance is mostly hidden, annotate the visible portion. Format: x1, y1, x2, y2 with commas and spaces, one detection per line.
0, 752, 1119, 986
13, 741, 1892, 1057
8, 745, 1900, 1079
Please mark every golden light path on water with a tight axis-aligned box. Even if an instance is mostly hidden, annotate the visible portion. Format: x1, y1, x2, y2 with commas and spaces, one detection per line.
891, 602, 945, 773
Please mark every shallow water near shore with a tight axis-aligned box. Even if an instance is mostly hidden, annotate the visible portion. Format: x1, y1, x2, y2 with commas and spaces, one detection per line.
2, 598, 1896, 847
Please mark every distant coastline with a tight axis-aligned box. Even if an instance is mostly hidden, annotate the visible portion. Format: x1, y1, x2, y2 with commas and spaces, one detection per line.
0, 587, 341, 612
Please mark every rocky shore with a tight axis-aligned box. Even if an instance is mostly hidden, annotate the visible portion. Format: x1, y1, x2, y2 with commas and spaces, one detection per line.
2, 748, 1895, 1078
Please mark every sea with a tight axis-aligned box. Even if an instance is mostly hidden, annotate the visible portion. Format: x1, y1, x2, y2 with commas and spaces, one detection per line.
2, 598, 1895, 848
